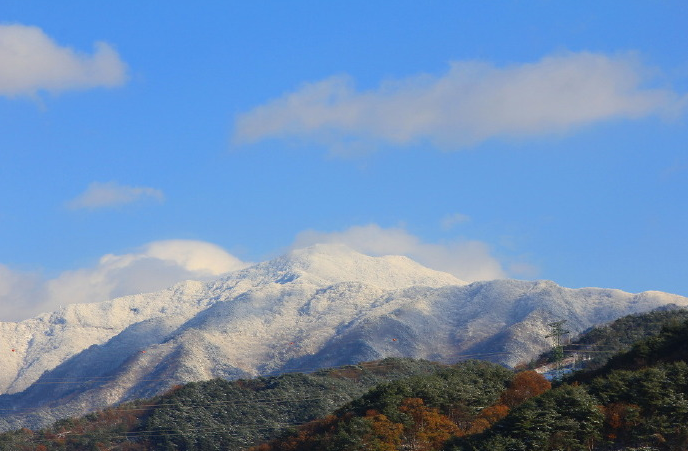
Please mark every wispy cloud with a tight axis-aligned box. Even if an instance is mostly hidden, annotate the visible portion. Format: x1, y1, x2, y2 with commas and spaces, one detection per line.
67, 182, 164, 210
234, 52, 685, 153
292, 223, 521, 282
441, 213, 471, 230
0, 24, 127, 97
0, 229, 538, 321
0, 240, 249, 321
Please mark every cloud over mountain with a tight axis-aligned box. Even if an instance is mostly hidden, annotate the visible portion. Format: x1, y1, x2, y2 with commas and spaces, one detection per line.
1, 244, 686, 431
0, 225, 527, 321
234, 52, 684, 153
0, 240, 248, 321
0, 24, 127, 96
292, 224, 509, 282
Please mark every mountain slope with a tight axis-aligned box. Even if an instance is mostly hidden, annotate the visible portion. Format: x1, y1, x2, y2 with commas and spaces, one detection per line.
0, 358, 449, 451
0, 280, 213, 394
1, 244, 686, 431
531, 305, 688, 371
448, 319, 688, 451
251, 320, 688, 451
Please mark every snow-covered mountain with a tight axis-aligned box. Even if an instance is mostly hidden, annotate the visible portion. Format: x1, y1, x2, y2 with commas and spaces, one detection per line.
1, 244, 686, 430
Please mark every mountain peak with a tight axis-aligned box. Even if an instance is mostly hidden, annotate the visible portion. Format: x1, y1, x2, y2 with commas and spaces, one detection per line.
1, 245, 688, 432
225, 243, 466, 290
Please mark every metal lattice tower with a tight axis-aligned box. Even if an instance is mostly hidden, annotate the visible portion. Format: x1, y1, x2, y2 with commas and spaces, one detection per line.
546, 320, 570, 377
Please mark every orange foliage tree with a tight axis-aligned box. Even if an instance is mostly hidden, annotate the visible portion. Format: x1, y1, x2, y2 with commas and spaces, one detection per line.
455, 371, 550, 437
249, 414, 340, 451
362, 410, 404, 451
399, 398, 460, 451
466, 403, 511, 435
499, 370, 551, 408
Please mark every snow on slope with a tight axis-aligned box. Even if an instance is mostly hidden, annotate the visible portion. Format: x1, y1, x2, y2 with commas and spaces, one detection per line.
0, 280, 212, 394
0, 244, 687, 431
218, 243, 465, 290
0, 244, 463, 395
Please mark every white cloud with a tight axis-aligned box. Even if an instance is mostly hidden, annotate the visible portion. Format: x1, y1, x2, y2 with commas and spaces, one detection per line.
0, 264, 46, 322
0, 24, 127, 97
0, 231, 534, 321
441, 213, 471, 230
67, 182, 164, 210
234, 52, 684, 153
292, 224, 509, 282
0, 240, 248, 322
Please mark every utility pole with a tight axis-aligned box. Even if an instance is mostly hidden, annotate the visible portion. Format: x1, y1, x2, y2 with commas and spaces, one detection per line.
546, 320, 570, 378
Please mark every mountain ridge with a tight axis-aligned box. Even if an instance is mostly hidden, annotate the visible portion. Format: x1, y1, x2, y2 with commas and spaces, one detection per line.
1, 244, 687, 430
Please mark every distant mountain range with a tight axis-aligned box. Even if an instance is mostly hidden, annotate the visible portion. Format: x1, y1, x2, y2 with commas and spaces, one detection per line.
1, 244, 687, 430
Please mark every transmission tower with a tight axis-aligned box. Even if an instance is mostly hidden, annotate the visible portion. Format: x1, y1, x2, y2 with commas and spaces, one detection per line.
546, 320, 570, 378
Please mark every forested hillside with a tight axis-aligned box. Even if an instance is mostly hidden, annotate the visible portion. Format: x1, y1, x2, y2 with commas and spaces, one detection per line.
532, 306, 688, 371
143, 359, 444, 450
449, 317, 688, 450
0, 358, 446, 450
2, 313, 687, 450
5, 245, 686, 435
251, 360, 519, 451
253, 318, 688, 451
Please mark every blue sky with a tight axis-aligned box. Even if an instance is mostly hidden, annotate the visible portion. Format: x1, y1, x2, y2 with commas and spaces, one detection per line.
1, 1, 687, 320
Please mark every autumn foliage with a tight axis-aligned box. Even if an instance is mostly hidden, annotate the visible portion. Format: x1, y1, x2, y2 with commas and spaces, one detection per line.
601, 402, 641, 442
364, 410, 404, 451
398, 398, 461, 450
499, 370, 551, 408
250, 367, 547, 451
